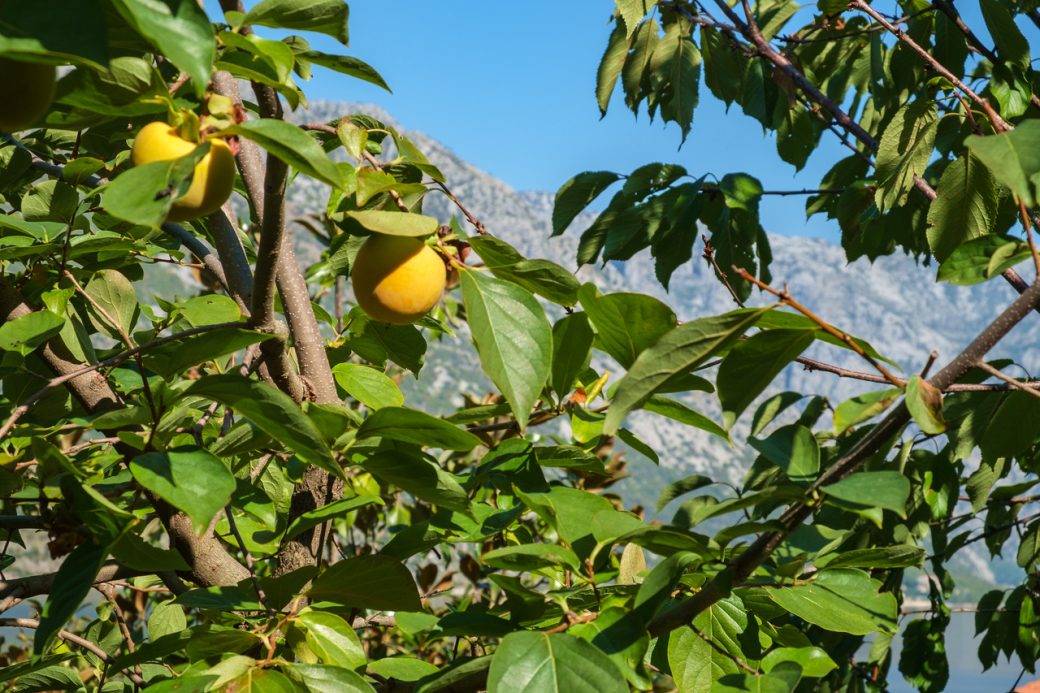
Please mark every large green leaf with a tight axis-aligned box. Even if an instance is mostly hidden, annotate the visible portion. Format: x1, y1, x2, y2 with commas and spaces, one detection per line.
550, 313, 594, 396
294, 610, 366, 670
655, 22, 701, 142
668, 596, 749, 692
604, 308, 770, 434
130, 448, 235, 533
595, 23, 628, 116
308, 555, 422, 611
245, 0, 350, 45
184, 375, 339, 476
332, 363, 404, 409
0, 0, 109, 66
362, 450, 469, 511
0, 310, 64, 356
966, 120, 1040, 207
144, 328, 273, 378
346, 210, 438, 237
874, 100, 937, 211
937, 235, 1032, 286
357, 407, 481, 451
487, 631, 627, 693
765, 569, 898, 635
224, 120, 343, 189
469, 235, 581, 306
822, 471, 911, 518
749, 424, 820, 483
578, 285, 677, 368
554, 171, 622, 237
718, 329, 815, 428
926, 155, 998, 261
109, 0, 214, 98
833, 388, 901, 435
285, 664, 374, 693
83, 269, 138, 339
35, 541, 109, 654
461, 271, 552, 430
481, 543, 582, 572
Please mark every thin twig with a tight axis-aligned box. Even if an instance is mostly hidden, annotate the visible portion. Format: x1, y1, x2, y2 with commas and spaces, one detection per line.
975, 361, 1040, 400
733, 266, 903, 386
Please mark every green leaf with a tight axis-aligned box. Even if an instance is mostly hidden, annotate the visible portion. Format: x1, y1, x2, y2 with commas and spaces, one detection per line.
926, 155, 998, 261
668, 596, 749, 692
300, 50, 389, 91
816, 545, 925, 570
245, 0, 350, 45
482, 543, 582, 572
906, 375, 946, 434
534, 445, 607, 474
332, 363, 403, 409
966, 120, 1040, 207
604, 308, 770, 434
363, 450, 469, 512
35, 541, 109, 654
765, 569, 898, 635
718, 329, 815, 428
980, 0, 1030, 67
550, 313, 594, 396
0, 0, 109, 66
749, 424, 820, 483
368, 658, 439, 683
833, 388, 901, 435
762, 647, 836, 678
595, 22, 628, 116
285, 663, 374, 693
553, 171, 621, 236
0, 310, 63, 356
569, 607, 650, 689
937, 235, 1032, 286
294, 610, 366, 670
822, 471, 911, 518
461, 271, 552, 430
469, 236, 581, 305
130, 448, 236, 534
284, 495, 381, 541
144, 328, 273, 379
655, 22, 701, 142
147, 601, 188, 641
224, 120, 343, 189
616, 0, 656, 37
184, 375, 339, 477
874, 100, 937, 211
346, 210, 439, 237
578, 285, 677, 369
487, 632, 627, 693
109, 0, 214, 98
308, 555, 422, 611
643, 396, 728, 441
83, 269, 138, 339
357, 407, 481, 451
101, 145, 208, 227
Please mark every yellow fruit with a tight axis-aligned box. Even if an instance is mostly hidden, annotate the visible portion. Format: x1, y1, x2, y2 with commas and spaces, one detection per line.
351, 234, 447, 324
130, 121, 236, 222
0, 58, 56, 133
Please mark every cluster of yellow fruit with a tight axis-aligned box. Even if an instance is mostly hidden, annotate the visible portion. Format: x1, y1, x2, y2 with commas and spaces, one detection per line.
0, 56, 446, 324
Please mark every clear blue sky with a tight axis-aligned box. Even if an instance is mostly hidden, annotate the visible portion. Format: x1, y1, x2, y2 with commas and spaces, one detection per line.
206, 2, 1030, 241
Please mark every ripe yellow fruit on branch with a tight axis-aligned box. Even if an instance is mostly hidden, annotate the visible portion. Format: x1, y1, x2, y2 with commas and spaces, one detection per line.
0, 57, 56, 133
351, 234, 447, 324
131, 121, 235, 222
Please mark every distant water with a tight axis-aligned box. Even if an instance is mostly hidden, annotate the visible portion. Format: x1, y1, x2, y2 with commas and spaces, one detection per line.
881, 613, 1024, 692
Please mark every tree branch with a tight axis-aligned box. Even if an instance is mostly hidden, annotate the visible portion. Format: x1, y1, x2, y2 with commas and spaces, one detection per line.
647, 275, 1040, 637
0, 617, 146, 686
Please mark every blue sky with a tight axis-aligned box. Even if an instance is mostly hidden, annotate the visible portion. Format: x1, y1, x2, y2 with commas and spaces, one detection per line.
206, 2, 1029, 241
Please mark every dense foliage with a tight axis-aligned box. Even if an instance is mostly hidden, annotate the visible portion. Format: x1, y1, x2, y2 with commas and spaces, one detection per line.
1, 0, 1040, 691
